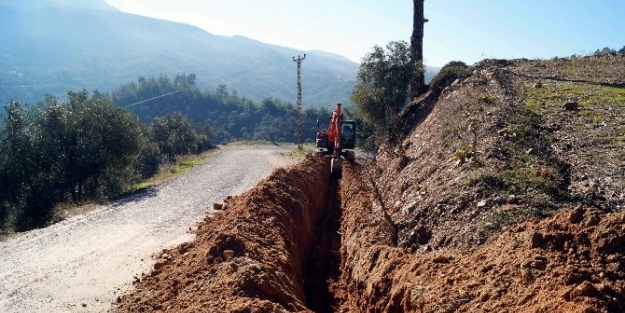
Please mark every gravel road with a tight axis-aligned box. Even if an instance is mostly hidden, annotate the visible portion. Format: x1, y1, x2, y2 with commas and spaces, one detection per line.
0, 146, 295, 313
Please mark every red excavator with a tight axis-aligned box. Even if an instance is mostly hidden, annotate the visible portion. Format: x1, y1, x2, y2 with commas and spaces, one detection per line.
315, 103, 356, 178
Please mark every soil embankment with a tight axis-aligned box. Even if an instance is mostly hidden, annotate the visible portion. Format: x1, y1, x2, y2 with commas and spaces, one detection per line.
116, 156, 333, 312
336, 164, 625, 312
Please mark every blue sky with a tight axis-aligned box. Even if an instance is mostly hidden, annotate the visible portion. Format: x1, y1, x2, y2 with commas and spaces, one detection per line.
104, 0, 625, 67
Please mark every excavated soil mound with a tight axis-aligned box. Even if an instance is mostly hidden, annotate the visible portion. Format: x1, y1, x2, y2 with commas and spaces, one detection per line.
114, 156, 331, 312
334, 163, 625, 312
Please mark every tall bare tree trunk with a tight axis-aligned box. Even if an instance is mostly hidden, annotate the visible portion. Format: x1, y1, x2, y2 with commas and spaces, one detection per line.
410, 0, 426, 98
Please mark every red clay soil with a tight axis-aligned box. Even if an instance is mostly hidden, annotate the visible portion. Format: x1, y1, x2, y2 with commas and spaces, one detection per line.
114, 156, 333, 312
334, 163, 625, 313
114, 157, 625, 313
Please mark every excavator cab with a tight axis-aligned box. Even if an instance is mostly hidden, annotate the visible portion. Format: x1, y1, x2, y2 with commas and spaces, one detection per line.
340, 121, 356, 150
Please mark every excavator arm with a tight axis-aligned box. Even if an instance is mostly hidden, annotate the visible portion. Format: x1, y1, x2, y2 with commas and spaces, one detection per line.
315, 103, 356, 178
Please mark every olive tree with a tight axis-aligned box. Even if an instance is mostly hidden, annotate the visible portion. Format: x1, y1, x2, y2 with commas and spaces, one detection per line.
350, 41, 413, 142
62, 90, 143, 200
148, 112, 198, 161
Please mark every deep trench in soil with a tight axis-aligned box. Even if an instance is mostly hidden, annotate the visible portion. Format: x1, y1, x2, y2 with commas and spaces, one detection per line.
115, 157, 364, 312
302, 179, 342, 312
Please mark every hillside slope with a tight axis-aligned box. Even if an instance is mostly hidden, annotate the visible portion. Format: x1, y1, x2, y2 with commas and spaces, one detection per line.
0, 0, 358, 107
374, 55, 625, 250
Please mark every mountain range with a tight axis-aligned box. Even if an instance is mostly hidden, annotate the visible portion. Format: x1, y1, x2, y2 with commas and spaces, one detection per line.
0, 0, 438, 108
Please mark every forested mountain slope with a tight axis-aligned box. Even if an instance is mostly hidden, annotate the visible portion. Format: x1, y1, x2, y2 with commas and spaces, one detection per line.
0, 0, 360, 107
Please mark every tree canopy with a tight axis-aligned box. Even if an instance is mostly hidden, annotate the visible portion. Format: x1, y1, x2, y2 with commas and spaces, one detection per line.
0, 91, 143, 229
350, 41, 413, 138
112, 74, 332, 145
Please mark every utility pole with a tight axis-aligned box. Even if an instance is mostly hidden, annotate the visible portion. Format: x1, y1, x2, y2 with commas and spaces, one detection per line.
293, 54, 306, 150
410, 0, 428, 98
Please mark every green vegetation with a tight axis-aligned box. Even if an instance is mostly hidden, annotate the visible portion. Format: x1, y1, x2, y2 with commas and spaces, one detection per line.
112, 74, 333, 145
125, 152, 214, 196
513, 50, 625, 84
453, 145, 473, 166
280, 149, 310, 159
0, 89, 214, 231
350, 41, 413, 141
170, 160, 205, 174
520, 80, 625, 150
429, 61, 471, 93
226, 140, 281, 146
1, 92, 142, 230
472, 168, 562, 197
471, 165, 562, 221
477, 93, 496, 104
498, 124, 531, 138
522, 82, 625, 113
465, 95, 569, 220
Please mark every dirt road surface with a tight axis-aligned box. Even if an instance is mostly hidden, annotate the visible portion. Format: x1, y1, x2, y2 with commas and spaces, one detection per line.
0, 146, 295, 313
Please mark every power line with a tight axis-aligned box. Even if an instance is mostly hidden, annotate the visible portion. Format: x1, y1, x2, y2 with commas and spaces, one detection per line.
124, 90, 183, 108
123, 56, 293, 108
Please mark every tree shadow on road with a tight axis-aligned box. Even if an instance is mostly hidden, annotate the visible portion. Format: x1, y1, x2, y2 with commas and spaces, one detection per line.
111, 187, 159, 208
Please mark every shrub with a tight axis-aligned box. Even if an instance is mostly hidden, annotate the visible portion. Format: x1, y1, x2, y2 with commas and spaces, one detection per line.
350, 41, 412, 132
0, 92, 143, 230
429, 61, 471, 93
134, 142, 163, 179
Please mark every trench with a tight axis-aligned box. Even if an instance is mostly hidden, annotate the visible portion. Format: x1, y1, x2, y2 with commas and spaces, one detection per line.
274, 158, 395, 312
302, 178, 342, 312
296, 160, 396, 312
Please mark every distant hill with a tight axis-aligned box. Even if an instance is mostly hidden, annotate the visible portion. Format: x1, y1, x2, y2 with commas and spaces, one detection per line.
0, 0, 440, 108
0, 0, 361, 108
